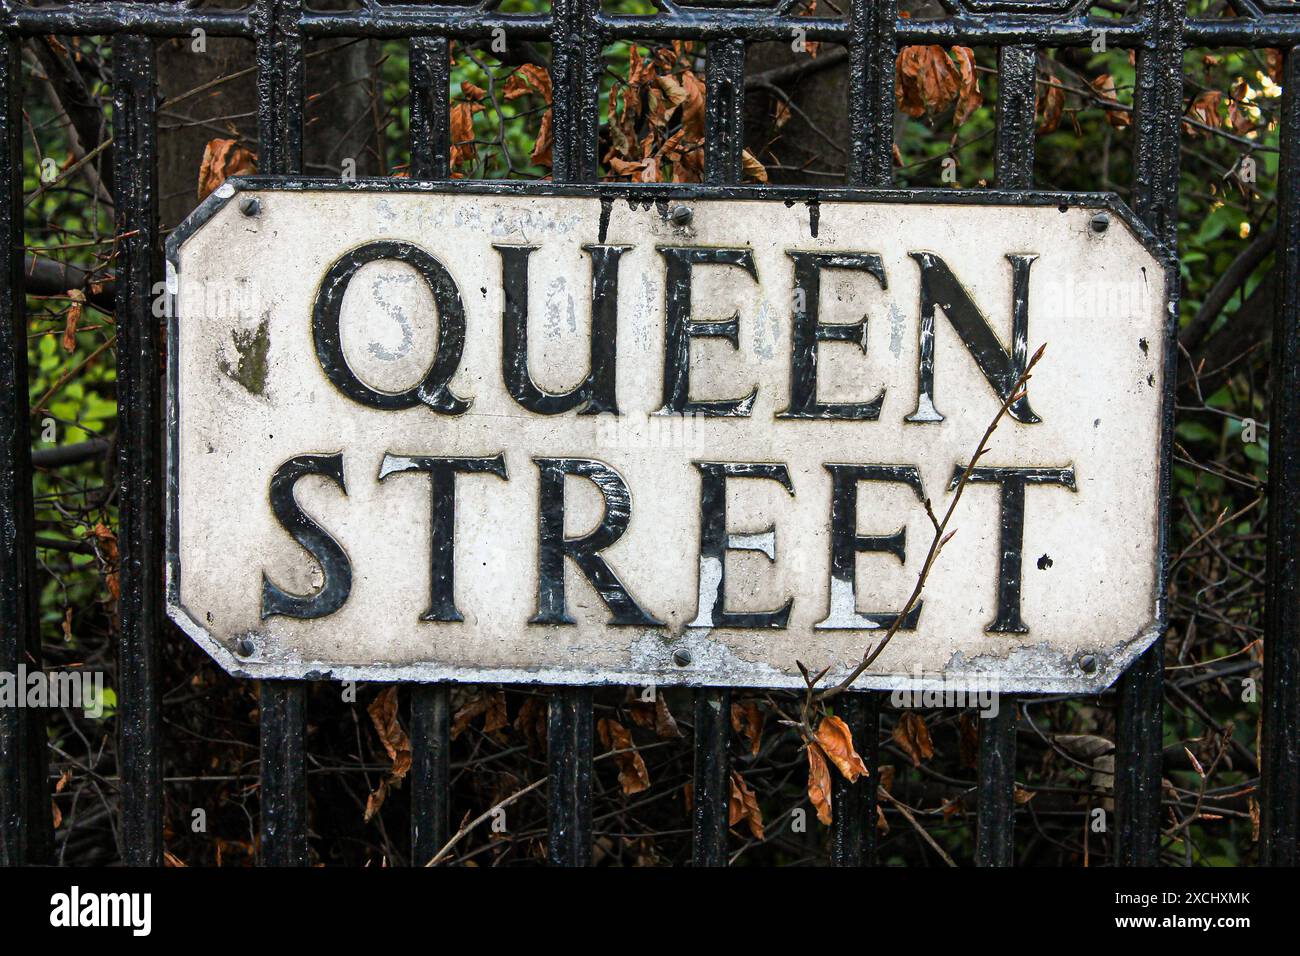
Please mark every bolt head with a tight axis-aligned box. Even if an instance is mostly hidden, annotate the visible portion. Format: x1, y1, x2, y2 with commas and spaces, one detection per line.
239, 196, 261, 217
672, 647, 692, 667
236, 636, 255, 657
1089, 212, 1110, 234
1079, 653, 1098, 674
669, 204, 692, 227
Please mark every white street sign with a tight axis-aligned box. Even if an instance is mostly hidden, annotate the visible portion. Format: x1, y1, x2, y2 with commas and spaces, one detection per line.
166, 182, 1171, 692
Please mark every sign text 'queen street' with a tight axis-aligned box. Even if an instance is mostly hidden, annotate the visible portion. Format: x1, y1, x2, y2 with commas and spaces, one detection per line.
166, 184, 1170, 692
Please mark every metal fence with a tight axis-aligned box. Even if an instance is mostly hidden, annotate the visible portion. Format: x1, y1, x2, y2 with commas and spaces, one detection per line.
0, 0, 1296, 867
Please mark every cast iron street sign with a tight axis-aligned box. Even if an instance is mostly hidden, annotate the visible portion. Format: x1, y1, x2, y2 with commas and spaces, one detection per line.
166, 180, 1172, 693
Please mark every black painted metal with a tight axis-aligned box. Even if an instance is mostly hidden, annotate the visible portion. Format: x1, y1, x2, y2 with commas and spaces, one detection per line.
830, 693, 879, 866
410, 686, 450, 865
691, 688, 731, 866
112, 33, 163, 868
259, 682, 308, 866
976, 703, 1017, 867
1, 0, 1294, 870
409, 35, 451, 181
1262, 44, 1300, 869
255, 0, 310, 868
1115, 0, 1184, 869
848, 0, 896, 190
543, 0, 601, 867
686, 32, 748, 868
970, 41, 1037, 868
0, 36, 49, 867
547, 686, 593, 866
842, 2, 894, 866
407, 32, 454, 868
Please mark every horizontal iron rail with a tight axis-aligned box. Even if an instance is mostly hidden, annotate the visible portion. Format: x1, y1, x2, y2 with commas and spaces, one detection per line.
0, 5, 1293, 48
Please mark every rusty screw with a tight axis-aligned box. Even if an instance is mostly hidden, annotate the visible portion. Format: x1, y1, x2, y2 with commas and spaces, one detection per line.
239, 195, 261, 218
1089, 212, 1110, 235
669, 204, 692, 227
672, 647, 692, 667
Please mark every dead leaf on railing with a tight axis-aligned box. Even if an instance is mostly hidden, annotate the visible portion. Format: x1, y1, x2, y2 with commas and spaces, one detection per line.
1037, 72, 1066, 135
62, 289, 85, 352
449, 102, 478, 172
893, 711, 935, 768
806, 743, 833, 825
367, 687, 412, 779
83, 522, 119, 603
730, 701, 764, 757
815, 714, 869, 783
627, 692, 682, 739
598, 717, 651, 795
364, 686, 412, 822
728, 771, 764, 840
1091, 74, 1131, 129
197, 138, 256, 201
450, 687, 508, 740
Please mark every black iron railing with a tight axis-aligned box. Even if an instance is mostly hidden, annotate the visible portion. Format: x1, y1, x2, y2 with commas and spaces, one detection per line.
0, 0, 1296, 867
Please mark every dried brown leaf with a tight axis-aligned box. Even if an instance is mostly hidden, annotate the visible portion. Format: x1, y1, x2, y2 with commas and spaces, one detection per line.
62, 289, 85, 352
449, 102, 478, 170
896, 45, 962, 118
728, 771, 764, 840
196, 138, 256, 201
367, 686, 412, 781
450, 687, 507, 740
892, 711, 935, 767
741, 149, 768, 183
83, 522, 119, 602
1090, 73, 1131, 128
730, 701, 764, 757
598, 717, 651, 794
1185, 89, 1224, 136
502, 64, 553, 103
815, 714, 869, 783
951, 46, 983, 126
1037, 75, 1066, 135
807, 743, 833, 825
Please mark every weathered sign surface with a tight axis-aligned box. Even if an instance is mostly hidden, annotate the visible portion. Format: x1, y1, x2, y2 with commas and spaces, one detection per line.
166, 181, 1172, 692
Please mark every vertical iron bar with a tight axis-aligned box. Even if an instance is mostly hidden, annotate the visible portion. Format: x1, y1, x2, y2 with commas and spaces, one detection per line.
1261, 44, 1300, 867
0, 36, 50, 866
407, 33, 453, 865
259, 681, 307, 865
704, 38, 745, 186
547, 685, 592, 866
692, 689, 730, 866
409, 35, 450, 181
994, 45, 1036, 190
975, 704, 1017, 866
971, 42, 1038, 868
1116, 0, 1183, 868
256, 0, 308, 867
112, 33, 162, 868
830, 693, 880, 866
836, 0, 896, 867
409, 687, 449, 865
848, 0, 896, 188
544, 0, 601, 866
690, 36, 747, 867
550, 0, 602, 182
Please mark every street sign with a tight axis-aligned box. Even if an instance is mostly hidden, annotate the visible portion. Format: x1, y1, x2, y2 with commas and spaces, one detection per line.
166, 181, 1172, 693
